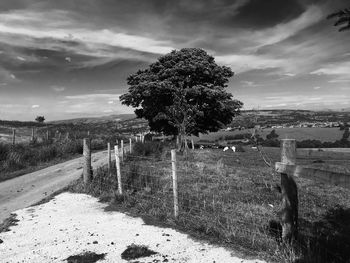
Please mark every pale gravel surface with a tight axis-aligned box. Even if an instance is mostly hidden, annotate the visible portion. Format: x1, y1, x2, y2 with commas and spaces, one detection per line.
0, 193, 266, 263
0, 149, 111, 224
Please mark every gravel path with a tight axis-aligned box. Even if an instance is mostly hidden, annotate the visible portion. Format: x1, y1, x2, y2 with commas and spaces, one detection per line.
0, 193, 266, 263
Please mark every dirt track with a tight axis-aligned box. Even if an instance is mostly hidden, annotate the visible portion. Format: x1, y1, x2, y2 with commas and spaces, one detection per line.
0, 150, 111, 224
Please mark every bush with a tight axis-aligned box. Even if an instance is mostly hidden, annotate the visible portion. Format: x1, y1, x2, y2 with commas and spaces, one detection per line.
131, 141, 165, 157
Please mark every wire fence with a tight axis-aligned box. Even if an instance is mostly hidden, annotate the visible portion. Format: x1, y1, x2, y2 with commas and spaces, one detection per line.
81, 138, 350, 262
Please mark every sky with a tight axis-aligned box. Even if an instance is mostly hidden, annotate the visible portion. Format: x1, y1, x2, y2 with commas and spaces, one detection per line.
0, 0, 350, 121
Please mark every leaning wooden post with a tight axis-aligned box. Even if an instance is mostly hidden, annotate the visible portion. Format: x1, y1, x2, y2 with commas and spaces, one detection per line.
12, 129, 16, 145
120, 140, 124, 162
107, 143, 111, 175
280, 139, 298, 243
129, 138, 132, 154
171, 149, 179, 218
83, 138, 92, 188
191, 139, 195, 150
114, 145, 123, 195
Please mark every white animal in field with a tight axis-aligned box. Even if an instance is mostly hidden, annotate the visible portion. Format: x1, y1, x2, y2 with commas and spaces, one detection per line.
200, 145, 204, 149
223, 146, 229, 151
231, 146, 236, 152
251, 146, 258, 151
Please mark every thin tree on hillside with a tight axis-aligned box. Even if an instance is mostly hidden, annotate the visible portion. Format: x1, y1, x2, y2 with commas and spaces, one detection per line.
35, 116, 45, 123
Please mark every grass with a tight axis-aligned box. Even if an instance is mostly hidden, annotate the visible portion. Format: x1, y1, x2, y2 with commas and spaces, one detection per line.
195, 127, 343, 143
66, 143, 350, 262
0, 137, 109, 182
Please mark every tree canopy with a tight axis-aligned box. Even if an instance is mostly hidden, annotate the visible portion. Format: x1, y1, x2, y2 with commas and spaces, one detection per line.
327, 7, 350, 32
35, 116, 45, 123
120, 48, 243, 144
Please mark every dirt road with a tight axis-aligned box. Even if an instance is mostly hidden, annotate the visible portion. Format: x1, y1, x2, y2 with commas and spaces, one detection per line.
0, 150, 111, 224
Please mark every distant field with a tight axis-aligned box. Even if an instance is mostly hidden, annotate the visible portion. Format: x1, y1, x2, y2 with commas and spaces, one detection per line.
195, 127, 343, 143
0, 126, 33, 143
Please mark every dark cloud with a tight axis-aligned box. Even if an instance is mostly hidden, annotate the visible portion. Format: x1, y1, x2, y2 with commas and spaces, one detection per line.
233, 0, 305, 28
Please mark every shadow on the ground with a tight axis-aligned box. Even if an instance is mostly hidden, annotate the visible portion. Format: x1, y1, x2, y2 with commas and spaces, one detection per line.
296, 205, 350, 263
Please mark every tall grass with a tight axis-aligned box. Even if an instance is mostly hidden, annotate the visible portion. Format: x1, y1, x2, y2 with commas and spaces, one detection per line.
69, 142, 350, 263
0, 138, 107, 182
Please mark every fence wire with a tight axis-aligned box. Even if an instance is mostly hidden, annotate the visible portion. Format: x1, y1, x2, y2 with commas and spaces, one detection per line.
84, 142, 350, 262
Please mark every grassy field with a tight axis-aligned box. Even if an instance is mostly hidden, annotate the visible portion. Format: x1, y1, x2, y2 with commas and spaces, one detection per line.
195, 127, 343, 143
69, 142, 350, 263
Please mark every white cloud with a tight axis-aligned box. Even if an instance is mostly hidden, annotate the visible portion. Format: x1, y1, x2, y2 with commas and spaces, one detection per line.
216, 54, 283, 73
108, 101, 114, 104
0, 10, 174, 57
51, 86, 66, 92
310, 62, 350, 76
16, 56, 26, 61
65, 94, 121, 100
313, 86, 321, 90
283, 73, 296, 77
240, 80, 261, 87
31, 105, 40, 108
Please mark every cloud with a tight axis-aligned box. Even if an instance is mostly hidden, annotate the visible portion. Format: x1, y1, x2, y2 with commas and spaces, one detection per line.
0, 10, 174, 58
31, 104, 40, 108
51, 85, 66, 92
240, 80, 261, 87
65, 93, 121, 100
313, 86, 321, 90
310, 61, 350, 76
216, 54, 283, 73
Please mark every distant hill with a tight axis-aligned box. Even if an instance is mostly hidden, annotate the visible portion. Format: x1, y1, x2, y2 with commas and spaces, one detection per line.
49, 114, 136, 124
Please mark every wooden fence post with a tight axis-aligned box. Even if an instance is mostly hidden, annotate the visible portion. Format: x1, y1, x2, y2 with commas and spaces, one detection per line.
121, 140, 124, 162
129, 138, 132, 154
114, 145, 123, 195
171, 149, 179, 218
280, 139, 298, 243
83, 138, 92, 187
46, 129, 49, 141
12, 129, 16, 145
31, 128, 35, 142
191, 139, 195, 150
107, 142, 111, 175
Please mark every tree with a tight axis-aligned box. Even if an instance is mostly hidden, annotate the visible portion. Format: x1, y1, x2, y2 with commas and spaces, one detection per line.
327, 7, 350, 32
35, 116, 45, 123
266, 129, 279, 140
120, 48, 243, 150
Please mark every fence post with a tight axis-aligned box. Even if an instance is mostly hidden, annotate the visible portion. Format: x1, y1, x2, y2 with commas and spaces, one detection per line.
114, 145, 123, 195
46, 129, 49, 141
171, 149, 179, 218
107, 142, 111, 175
129, 138, 132, 154
31, 128, 35, 142
280, 139, 298, 243
121, 140, 124, 162
83, 138, 92, 188
12, 129, 16, 145
191, 139, 195, 150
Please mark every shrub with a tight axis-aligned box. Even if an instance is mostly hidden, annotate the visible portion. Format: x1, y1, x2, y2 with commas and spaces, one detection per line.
131, 141, 165, 157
